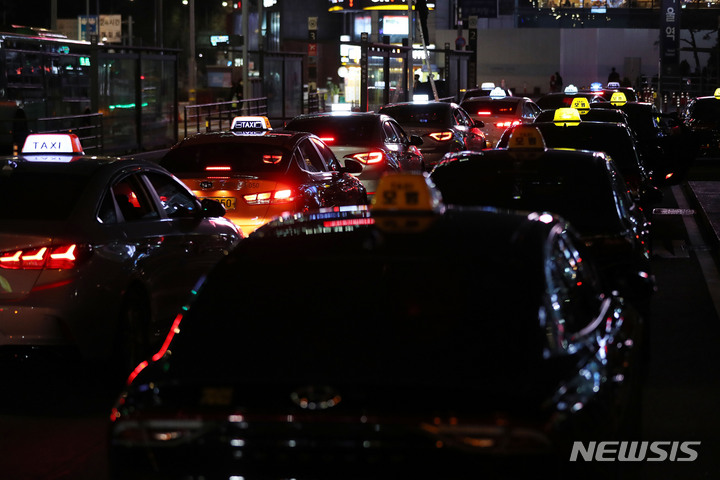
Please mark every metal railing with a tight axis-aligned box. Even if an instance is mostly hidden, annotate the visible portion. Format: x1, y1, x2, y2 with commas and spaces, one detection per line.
183, 97, 268, 138
35, 113, 104, 154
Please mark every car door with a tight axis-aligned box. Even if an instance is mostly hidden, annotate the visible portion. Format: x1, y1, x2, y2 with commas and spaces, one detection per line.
303, 137, 366, 206
140, 170, 240, 327
455, 106, 487, 150
384, 119, 423, 172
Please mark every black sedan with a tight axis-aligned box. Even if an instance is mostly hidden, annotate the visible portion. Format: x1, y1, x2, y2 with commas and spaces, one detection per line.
431, 127, 655, 309
109, 173, 644, 480
679, 92, 720, 158
0, 133, 242, 373
498, 109, 662, 209
378, 101, 488, 169
283, 111, 424, 197
160, 116, 367, 236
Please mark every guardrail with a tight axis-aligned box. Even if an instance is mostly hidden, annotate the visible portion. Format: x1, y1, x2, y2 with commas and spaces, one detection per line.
183, 97, 268, 138
22, 113, 104, 154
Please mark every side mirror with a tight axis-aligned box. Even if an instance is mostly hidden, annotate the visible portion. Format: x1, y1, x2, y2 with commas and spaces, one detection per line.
341, 158, 364, 174
472, 120, 485, 128
200, 198, 226, 218
409, 135, 423, 146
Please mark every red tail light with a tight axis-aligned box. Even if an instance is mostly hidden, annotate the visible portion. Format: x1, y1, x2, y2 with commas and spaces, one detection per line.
262, 154, 283, 164
495, 120, 521, 128
428, 131, 453, 142
205, 166, 232, 171
476, 110, 492, 116
243, 189, 295, 205
350, 152, 385, 165
318, 136, 335, 143
0, 244, 86, 270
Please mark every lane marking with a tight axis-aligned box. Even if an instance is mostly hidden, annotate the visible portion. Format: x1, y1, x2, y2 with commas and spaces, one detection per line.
653, 207, 696, 216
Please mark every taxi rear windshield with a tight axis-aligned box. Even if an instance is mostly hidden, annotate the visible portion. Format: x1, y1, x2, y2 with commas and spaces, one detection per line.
689, 100, 720, 121
285, 116, 380, 144
0, 170, 86, 220
380, 105, 451, 127
461, 99, 519, 116
161, 143, 289, 174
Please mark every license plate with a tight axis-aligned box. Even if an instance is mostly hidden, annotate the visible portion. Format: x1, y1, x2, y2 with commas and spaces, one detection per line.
204, 197, 236, 210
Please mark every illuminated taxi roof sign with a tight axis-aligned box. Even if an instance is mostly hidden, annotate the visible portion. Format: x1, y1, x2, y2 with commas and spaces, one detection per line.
714, 87, 720, 99
372, 172, 444, 213
507, 125, 546, 150
231, 116, 272, 132
610, 92, 627, 106
564, 84, 578, 95
607, 81, 621, 89
570, 97, 591, 115
481, 82, 496, 90
553, 108, 582, 126
22, 133, 84, 155
489, 87, 507, 99
590, 82, 603, 92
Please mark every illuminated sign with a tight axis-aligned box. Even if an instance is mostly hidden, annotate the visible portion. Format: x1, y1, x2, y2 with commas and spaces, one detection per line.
328, 0, 434, 11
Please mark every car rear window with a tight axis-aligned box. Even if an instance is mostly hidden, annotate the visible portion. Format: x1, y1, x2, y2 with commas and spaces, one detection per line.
689, 100, 720, 121
380, 105, 451, 127
285, 116, 380, 145
461, 99, 519, 116
0, 169, 86, 220
161, 142, 290, 175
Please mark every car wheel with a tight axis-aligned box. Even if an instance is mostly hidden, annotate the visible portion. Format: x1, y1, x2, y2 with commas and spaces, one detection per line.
113, 287, 152, 379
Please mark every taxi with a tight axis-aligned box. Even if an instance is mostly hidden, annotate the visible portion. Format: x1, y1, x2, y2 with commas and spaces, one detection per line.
110, 172, 644, 479
0, 133, 241, 371
498, 107, 662, 209
432, 125, 655, 309
378, 100, 488, 169
460, 87, 542, 147
535, 84, 608, 110
159, 116, 367, 236
534, 96, 630, 124
679, 88, 720, 158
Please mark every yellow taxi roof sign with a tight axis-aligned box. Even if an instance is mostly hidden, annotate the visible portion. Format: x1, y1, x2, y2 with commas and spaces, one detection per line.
21, 133, 84, 155
231, 116, 272, 131
507, 125, 547, 151
372, 172, 444, 213
610, 92, 627, 106
570, 97, 591, 114
553, 107, 582, 126
714, 88, 720, 99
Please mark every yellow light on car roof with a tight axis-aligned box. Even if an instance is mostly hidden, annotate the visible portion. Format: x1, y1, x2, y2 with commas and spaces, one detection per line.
571, 97, 591, 115
610, 92, 627, 106
507, 125, 547, 150
553, 107, 582, 126
714, 88, 720, 99
372, 172, 444, 213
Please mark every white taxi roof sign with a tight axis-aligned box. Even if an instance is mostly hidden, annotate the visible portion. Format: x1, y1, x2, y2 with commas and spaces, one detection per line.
714, 88, 720, 99
607, 81, 621, 89
610, 92, 627, 106
481, 82, 496, 90
372, 172, 444, 213
570, 97, 591, 114
22, 133, 84, 155
507, 125, 546, 151
489, 87, 507, 99
553, 107, 582, 126
231, 116, 272, 131
564, 84, 578, 95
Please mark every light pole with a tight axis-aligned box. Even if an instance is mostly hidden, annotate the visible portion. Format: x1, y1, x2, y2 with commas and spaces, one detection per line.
188, 0, 197, 103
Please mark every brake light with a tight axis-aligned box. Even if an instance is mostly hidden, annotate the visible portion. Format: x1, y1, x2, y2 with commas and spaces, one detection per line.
496, 120, 522, 128
350, 152, 385, 165
243, 189, 295, 205
262, 154, 283, 164
476, 111, 492, 115
205, 166, 232, 171
318, 136, 335, 143
428, 131, 453, 142
0, 244, 84, 270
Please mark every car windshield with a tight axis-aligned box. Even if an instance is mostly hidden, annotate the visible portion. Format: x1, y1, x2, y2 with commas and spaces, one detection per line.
431, 157, 624, 234
690, 99, 720, 121
161, 142, 290, 174
532, 123, 639, 171
380, 104, 452, 127
165, 215, 555, 395
0, 166, 87, 220
285, 116, 381, 145
461, 99, 519, 116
